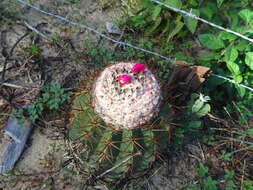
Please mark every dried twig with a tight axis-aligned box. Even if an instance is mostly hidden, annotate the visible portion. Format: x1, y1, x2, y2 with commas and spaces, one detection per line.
240, 160, 246, 190
23, 21, 50, 40
0, 82, 40, 89
1, 32, 29, 81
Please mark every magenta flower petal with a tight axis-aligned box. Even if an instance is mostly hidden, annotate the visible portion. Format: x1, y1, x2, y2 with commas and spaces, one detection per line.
131, 63, 147, 73
118, 74, 132, 85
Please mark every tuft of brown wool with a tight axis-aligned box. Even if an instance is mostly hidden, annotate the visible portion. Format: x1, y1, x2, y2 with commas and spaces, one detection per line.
92, 62, 162, 130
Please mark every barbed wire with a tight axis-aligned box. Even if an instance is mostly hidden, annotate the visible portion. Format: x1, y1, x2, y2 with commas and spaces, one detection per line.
151, 0, 253, 43
15, 0, 253, 92
16, 0, 174, 62
212, 74, 253, 91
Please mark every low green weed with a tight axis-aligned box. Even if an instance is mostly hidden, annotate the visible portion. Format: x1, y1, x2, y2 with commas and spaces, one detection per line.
187, 164, 237, 190
188, 163, 253, 190
14, 82, 70, 124
23, 44, 41, 57
123, 0, 253, 122
172, 93, 211, 147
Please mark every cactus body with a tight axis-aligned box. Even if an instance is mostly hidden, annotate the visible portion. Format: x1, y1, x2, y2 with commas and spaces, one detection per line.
68, 62, 171, 183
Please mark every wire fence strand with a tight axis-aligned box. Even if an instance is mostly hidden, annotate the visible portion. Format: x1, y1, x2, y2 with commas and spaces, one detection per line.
151, 0, 253, 43
15, 0, 253, 92
16, 0, 174, 62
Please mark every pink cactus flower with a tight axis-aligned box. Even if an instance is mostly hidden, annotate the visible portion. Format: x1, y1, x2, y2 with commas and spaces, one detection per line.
131, 63, 147, 73
118, 74, 132, 85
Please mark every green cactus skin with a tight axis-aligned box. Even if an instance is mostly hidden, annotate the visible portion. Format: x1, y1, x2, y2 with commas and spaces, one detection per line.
68, 71, 172, 187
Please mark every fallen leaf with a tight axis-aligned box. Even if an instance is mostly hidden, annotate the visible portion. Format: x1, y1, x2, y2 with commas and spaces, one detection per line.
167, 61, 211, 101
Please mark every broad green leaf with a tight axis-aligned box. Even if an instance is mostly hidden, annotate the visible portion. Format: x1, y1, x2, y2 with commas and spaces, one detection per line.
152, 6, 162, 20
184, 9, 199, 34
192, 99, 204, 113
250, 20, 253, 28
226, 62, 240, 75
239, 9, 253, 24
174, 51, 192, 62
188, 0, 198, 6
224, 169, 235, 180
196, 163, 208, 177
198, 34, 225, 50
196, 104, 211, 117
225, 180, 236, 190
131, 15, 146, 27
217, 0, 224, 8
219, 31, 237, 41
224, 152, 232, 161
235, 40, 251, 51
224, 47, 238, 63
164, 0, 182, 9
245, 52, 253, 70
188, 120, 202, 129
238, 27, 253, 35
247, 128, 253, 137
168, 20, 184, 41
145, 16, 162, 34
203, 177, 217, 190
200, 4, 215, 20
242, 181, 253, 190
234, 75, 243, 83
230, 14, 239, 30
197, 51, 221, 61
235, 85, 246, 98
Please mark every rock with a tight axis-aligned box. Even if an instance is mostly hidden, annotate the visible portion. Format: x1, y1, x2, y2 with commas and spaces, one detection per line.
0, 118, 33, 174
105, 22, 121, 34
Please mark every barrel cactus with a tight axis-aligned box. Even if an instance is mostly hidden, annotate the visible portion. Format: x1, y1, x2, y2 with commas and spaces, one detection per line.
68, 62, 171, 186
92, 62, 161, 130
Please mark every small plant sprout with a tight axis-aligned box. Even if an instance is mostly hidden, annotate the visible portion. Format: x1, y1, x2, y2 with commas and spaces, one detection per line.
190, 93, 211, 118
15, 82, 70, 124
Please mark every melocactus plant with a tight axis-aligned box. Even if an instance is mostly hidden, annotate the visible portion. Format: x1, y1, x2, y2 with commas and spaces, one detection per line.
92, 62, 162, 130
68, 62, 170, 187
